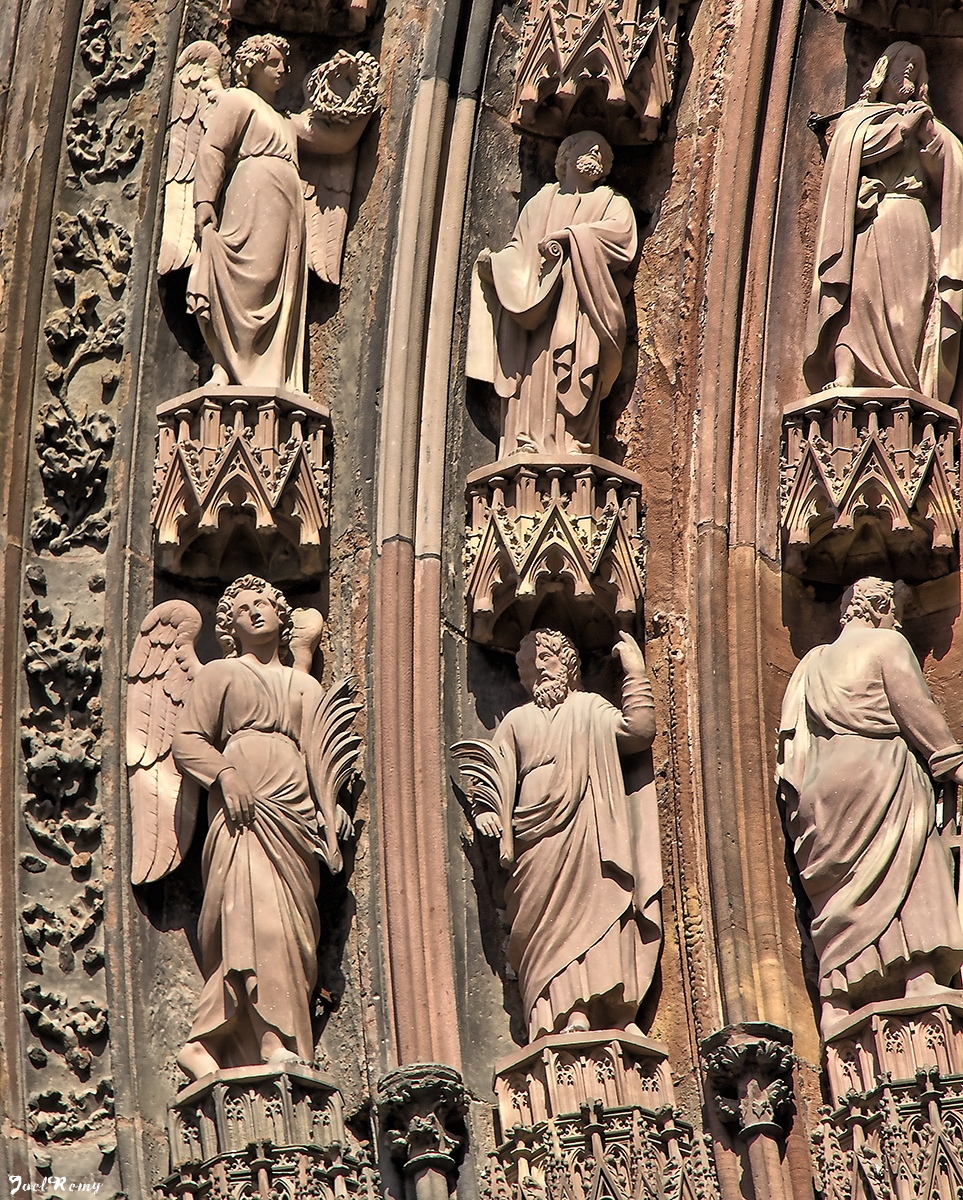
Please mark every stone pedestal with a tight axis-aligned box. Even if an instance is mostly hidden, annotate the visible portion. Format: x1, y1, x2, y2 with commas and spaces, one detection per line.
780, 386, 958, 583
481, 1032, 720, 1200
156, 1064, 376, 1200
493, 1030, 673, 1132
823, 993, 963, 1105
810, 997, 963, 1200
151, 385, 331, 580
464, 455, 644, 649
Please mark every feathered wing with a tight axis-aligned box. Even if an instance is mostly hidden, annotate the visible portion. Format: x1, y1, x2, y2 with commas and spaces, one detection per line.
300, 147, 358, 286
307, 675, 362, 873
451, 739, 516, 866
159, 40, 225, 275
126, 600, 203, 884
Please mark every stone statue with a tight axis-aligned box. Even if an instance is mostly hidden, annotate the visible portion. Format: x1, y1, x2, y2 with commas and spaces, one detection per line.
467, 132, 638, 458
159, 36, 379, 390
804, 42, 963, 403
126, 577, 361, 1077
453, 629, 662, 1039
776, 577, 963, 1034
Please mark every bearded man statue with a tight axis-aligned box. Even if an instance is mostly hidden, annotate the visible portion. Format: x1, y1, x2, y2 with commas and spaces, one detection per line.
458, 629, 662, 1040
777, 577, 963, 1034
467, 132, 638, 458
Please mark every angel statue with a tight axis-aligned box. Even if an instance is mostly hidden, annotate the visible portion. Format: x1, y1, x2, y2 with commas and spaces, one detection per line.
159, 36, 380, 391
126, 576, 361, 1079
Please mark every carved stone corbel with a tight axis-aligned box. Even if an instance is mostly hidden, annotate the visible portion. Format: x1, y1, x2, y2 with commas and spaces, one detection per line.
376, 1064, 468, 1200
702, 1025, 794, 1200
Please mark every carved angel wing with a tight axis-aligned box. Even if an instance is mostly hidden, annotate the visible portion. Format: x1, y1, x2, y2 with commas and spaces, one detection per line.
451, 739, 516, 866
126, 600, 203, 885
301, 148, 358, 286
308, 676, 362, 874
158, 40, 225, 275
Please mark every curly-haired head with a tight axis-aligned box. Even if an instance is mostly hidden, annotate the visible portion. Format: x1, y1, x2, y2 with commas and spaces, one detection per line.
216, 574, 293, 657
859, 41, 929, 105
839, 577, 909, 628
234, 34, 290, 87
518, 628, 582, 691
555, 131, 614, 183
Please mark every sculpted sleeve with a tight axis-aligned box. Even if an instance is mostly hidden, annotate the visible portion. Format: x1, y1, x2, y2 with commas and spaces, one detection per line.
880, 631, 963, 776
172, 662, 232, 789
192, 92, 250, 207
616, 661, 655, 752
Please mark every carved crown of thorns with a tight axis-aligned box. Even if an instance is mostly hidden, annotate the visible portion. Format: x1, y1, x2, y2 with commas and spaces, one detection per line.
304, 49, 381, 124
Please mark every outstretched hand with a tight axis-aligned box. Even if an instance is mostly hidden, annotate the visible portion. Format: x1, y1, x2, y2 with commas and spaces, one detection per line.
612, 630, 646, 674
476, 811, 502, 838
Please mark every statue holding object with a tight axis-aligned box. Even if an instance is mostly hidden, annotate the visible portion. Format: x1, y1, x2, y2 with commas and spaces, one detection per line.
467, 132, 638, 458
126, 576, 361, 1078
777, 577, 963, 1035
160, 36, 379, 391
453, 630, 661, 1040
804, 42, 963, 404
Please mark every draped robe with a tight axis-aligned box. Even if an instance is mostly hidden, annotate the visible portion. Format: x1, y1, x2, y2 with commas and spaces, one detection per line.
491, 681, 661, 1038
777, 624, 963, 1005
804, 102, 963, 404
187, 88, 308, 391
173, 657, 339, 1064
468, 183, 637, 457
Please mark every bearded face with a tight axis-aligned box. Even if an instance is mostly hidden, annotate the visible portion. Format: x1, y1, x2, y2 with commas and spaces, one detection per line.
532, 666, 570, 709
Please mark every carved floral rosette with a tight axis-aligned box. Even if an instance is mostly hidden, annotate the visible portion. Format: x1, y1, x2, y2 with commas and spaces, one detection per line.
151, 386, 331, 579
780, 387, 959, 584
157, 1064, 377, 1200
813, 998, 963, 1200
486, 1032, 720, 1200
465, 456, 644, 648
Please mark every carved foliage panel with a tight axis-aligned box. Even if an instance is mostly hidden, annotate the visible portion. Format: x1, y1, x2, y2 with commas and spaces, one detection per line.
14, 0, 160, 1184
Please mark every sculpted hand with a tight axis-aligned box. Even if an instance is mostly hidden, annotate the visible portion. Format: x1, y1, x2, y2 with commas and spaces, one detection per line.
218, 766, 256, 828
477, 248, 494, 283
475, 811, 502, 838
612, 631, 646, 675
194, 201, 218, 244
335, 805, 354, 839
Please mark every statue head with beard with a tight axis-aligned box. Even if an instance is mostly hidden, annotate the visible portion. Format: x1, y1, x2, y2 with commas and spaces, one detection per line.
517, 629, 581, 709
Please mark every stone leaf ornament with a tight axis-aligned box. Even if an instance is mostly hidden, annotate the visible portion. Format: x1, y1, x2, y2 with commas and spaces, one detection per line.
126, 577, 361, 1075
467, 131, 637, 458
776, 577, 963, 1036
159, 37, 380, 389
804, 41, 963, 405
452, 629, 661, 1041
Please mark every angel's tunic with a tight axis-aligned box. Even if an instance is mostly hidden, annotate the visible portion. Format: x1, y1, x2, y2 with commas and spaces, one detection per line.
173, 657, 329, 1063
492, 674, 661, 1039
777, 625, 963, 1005
187, 88, 307, 390
467, 182, 637, 457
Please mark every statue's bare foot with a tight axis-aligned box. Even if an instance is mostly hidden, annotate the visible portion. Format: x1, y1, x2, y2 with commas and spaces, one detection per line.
177, 1039, 220, 1080
905, 966, 959, 999
206, 363, 230, 387
261, 1030, 300, 1066
820, 998, 850, 1036
623, 1021, 643, 1036
562, 1009, 590, 1034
